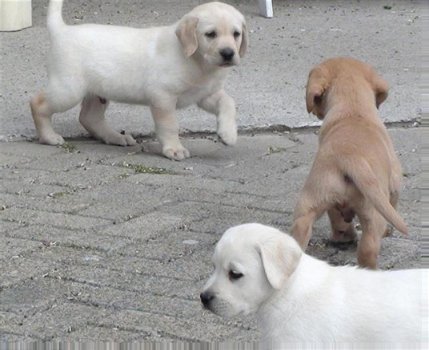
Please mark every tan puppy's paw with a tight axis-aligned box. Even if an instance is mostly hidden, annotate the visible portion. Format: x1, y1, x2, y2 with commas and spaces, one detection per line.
163, 145, 190, 160
330, 227, 357, 243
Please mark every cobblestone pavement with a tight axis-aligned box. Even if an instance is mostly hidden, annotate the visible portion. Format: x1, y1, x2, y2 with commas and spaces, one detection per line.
0, 128, 421, 341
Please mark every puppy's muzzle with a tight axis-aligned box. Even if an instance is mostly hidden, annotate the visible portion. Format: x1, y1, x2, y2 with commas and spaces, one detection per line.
219, 48, 235, 63
200, 291, 215, 309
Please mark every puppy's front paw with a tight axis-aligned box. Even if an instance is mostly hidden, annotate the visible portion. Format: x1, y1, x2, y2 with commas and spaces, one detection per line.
218, 127, 237, 146
39, 133, 65, 145
163, 145, 190, 160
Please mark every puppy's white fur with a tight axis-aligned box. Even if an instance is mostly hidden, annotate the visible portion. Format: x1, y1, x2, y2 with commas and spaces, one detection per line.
31, 1, 247, 160
202, 223, 427, 346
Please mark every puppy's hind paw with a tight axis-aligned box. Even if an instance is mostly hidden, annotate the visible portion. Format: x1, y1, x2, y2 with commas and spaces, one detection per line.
163, 146, 190, 161
104, 133, 137, 146
39, 133, 65, 146
123, 134, 137, 146
330, 228, 357, 244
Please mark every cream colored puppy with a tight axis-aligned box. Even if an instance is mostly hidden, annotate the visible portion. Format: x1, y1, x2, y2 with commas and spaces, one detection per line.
201, 223, 426, 346
31, 1, 248, 160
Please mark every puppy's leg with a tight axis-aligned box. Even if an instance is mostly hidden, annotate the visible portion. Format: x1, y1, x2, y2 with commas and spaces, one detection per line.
198, 90, 237, 145
31, 79, 85, 145
79, 95, 136, 146
150, 106, 190, 160
327, 208, 357, 243
292, 192, 326, 249
30, 92, 64, 145
357, 211, 386, 269
291, 211, 317, 249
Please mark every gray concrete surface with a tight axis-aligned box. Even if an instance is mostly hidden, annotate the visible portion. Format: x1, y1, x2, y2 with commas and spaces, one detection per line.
0, 127, 421, 341
0, 0, 424, 141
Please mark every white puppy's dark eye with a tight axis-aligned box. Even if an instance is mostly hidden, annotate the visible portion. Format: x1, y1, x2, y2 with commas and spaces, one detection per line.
229, 270, 244, 281
205, 31, 217, 39
233, 31, 241, 38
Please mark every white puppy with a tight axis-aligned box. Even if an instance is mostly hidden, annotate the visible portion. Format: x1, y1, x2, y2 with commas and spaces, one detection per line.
201, 223, 427, 346
31, 1, 248, 160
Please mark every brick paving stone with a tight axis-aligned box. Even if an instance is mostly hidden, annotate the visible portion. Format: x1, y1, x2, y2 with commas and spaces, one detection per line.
55, 266, 197, 299
7, 225, 132, 253
0, 142, 61, 167
0, 192, 92, 216
73, 182, 177, 221
99, 212, 186, 240
0, 207, 112, 230
0, 179, 73, 199
1, 165, 132, 190
114, 230, 217, 261
16, 303, 113, 339
65, 326, 156, 342
0, 236, 42, 260
90, 309, 257, 342
0, 220, 24, 234
0, 256, 53, 289
0, 128, 421, 342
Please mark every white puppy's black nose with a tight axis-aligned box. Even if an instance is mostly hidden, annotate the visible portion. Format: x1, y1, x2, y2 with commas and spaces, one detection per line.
220, 48, 235, 61
200, 291, 214, 307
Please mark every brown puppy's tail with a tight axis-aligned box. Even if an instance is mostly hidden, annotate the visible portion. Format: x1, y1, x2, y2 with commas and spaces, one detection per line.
340, 157, 408, 235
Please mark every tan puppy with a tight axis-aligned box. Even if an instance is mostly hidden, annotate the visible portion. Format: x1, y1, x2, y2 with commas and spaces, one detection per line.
292, 57, 407, 269
31, 1, 248, 160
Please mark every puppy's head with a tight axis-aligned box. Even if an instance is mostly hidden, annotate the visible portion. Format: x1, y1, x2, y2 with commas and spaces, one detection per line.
201, 223, 302, 318
176, 2, 248, 67
306, 57, 389, 119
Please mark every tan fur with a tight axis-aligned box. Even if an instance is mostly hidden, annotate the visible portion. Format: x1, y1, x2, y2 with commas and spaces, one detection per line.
292, 57, 407, 269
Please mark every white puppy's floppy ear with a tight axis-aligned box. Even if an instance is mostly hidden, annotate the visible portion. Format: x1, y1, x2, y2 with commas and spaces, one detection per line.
175, 16, 199, 57
239, 21, 249, 57
257, 233, 302, 290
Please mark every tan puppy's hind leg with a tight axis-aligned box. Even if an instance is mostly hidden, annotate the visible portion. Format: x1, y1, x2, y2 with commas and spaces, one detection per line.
291, 213, 316, 249
292, 197, 325, 249
357, 211, 386, 269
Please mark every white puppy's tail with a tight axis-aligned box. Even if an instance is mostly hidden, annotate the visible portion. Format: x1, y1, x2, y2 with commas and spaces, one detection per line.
47, 0, 65, 30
